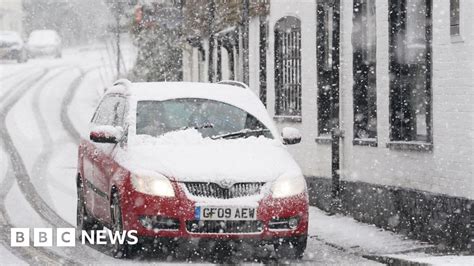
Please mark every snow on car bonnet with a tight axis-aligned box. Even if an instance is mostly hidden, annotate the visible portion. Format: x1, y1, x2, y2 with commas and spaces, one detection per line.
118, 129, 301, 183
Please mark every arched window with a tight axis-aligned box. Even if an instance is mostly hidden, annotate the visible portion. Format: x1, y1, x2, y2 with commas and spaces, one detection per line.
274, 16, 302, 117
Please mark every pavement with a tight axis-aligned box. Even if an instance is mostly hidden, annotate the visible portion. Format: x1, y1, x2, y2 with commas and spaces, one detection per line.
310, 207, 473, 265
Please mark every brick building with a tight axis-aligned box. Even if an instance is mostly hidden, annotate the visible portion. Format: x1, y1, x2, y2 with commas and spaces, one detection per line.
182, 0, 473, 251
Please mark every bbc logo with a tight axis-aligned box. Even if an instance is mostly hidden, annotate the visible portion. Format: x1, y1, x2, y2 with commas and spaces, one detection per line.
11, 228, 75, 247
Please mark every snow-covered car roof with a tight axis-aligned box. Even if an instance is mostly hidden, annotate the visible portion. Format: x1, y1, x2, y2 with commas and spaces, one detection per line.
108, 81, 280, 139
129, 82, 257, 103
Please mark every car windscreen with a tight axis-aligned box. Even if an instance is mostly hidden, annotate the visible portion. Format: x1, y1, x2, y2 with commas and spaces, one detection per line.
28, 31, 57, 45
136, 98, 273, 139
0, 32, 20, 44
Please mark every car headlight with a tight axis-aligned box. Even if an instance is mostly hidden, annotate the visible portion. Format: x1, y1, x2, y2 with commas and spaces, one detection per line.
271, 173, 306, 198
131, 172, 175, 197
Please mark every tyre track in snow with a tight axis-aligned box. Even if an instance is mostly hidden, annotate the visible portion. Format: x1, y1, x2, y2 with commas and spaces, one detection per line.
0, 68, 45, 103
31, 67, 79, 207
29, 67, 113, 263
0, 65, 37, 83
0, 166, 73, 265
5, 65, 122, 264
4, 66, 113, 264
60, 68, 95, 143
0, 67, 73, 229
0, 69, 79, 265
57, 68, 121, 258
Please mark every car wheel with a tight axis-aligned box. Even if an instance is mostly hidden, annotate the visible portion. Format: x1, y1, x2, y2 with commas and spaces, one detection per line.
76, 176, 95, 237
111, 193, 131, 258
273, 236, 307, 260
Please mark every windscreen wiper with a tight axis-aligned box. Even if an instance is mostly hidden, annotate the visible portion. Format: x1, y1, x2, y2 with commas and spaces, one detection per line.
180, 123, 214, 130
211, 128, 270, 140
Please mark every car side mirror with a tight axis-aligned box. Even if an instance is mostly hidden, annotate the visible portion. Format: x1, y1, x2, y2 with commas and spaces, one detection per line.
89, 125, 123, 144
281, 127, 302, 145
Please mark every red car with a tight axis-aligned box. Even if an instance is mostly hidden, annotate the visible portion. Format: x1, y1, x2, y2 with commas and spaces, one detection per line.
76, 80, 308, 259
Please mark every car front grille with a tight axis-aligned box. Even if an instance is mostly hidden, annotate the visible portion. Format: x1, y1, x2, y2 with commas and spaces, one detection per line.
184, 182, 264, 199
186, 220, 263, 234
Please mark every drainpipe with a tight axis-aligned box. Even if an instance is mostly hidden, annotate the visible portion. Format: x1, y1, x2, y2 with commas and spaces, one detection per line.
329, 0, 343, 214
242, 0, 250, 85
208, 0, 215, 82
330, 127, 344, 215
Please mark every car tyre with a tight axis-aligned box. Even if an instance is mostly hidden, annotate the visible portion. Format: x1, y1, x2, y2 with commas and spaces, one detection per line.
274, 236, 307, 260
76, 176, 95, 237
111, 193, 131, 258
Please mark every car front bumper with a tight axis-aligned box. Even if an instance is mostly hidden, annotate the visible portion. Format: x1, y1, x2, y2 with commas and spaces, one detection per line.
28, 46, 57, 56
0, 48, 21, 59
119, 180, 309, 241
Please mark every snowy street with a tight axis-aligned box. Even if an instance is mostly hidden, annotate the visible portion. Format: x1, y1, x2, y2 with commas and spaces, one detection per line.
0, 46, 382, 265
1, 0, 473, 265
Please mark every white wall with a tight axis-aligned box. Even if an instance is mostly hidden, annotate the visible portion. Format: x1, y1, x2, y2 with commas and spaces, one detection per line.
182, 44, 193, 82
182, 0, 473, 199
263, 0, 473, 199
202, 39, 209, 82
265, 0, 331, 178
339, 0, 473, 199
0, 0, 23, 34
248, 16, 260, 95
221, 46, 230, 80
182, 38, 210, 83
191, 47, 200, 82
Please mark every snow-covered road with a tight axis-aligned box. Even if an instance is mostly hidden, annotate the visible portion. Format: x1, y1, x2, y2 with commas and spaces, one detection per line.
0, 45, 380, 265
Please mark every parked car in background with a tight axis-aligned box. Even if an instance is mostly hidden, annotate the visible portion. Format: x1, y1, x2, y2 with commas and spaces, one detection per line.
0, 31, 28, 63
76, 80, 308, 259
27, 30, 62, 58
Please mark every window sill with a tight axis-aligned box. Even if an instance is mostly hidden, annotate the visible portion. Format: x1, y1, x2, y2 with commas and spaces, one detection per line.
450, 35, 464, 43
353, 138, 377, 147
386, 141, 433, 152
273, 116, 302, 123
314, 136, 332, 144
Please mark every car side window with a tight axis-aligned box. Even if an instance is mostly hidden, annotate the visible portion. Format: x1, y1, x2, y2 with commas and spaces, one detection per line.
92, 96, 126, 127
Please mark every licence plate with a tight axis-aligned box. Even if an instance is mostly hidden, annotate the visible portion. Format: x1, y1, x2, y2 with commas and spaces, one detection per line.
195, 206, 257, 221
